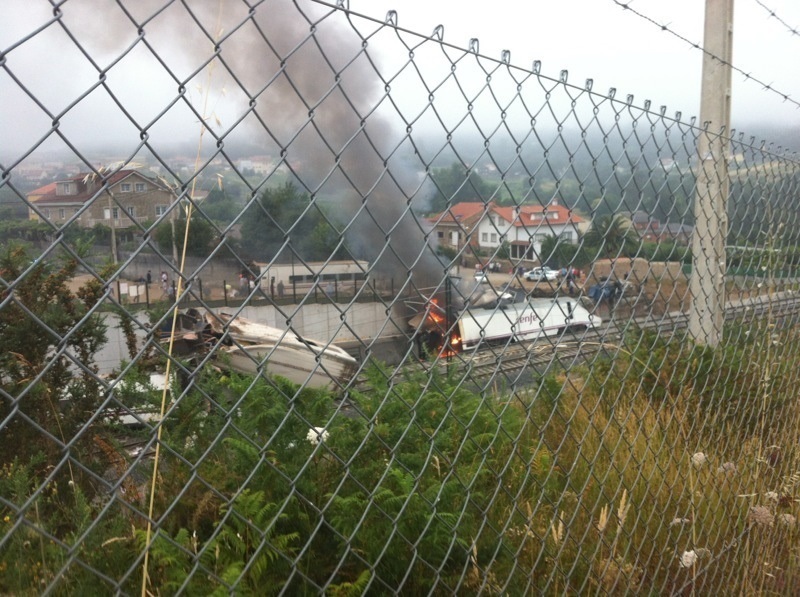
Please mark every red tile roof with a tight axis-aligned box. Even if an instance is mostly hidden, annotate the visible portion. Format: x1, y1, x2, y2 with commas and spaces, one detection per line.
493, 204, 584, 226
28, 182, 57, 197
430, 202, 583, 226
28, 170, 162, 205
430, 202, 489, 224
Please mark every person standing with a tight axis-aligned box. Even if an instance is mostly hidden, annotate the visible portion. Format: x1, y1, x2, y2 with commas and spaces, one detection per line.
277, 279, 285, 299
146, 270, 152, 285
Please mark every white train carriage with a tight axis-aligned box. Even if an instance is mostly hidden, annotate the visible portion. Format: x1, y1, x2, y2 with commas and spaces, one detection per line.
257, 260, 369, 294
455, 298, 600, 350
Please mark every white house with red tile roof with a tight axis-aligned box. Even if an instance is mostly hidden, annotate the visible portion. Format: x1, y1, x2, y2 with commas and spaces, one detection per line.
27, 169, 176, 228
429, 200, 584, 261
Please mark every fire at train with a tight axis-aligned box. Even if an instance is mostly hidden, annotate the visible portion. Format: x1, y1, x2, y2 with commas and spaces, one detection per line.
409, 293, 601, 358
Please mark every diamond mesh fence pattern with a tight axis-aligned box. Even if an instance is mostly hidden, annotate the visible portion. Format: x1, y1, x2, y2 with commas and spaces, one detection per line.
2, 1, 800, 594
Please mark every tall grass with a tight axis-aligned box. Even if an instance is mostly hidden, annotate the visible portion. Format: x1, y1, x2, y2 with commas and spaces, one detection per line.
3, 321, 800, 594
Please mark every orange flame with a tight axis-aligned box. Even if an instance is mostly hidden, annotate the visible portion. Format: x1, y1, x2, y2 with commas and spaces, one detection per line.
428, 298, 445, 324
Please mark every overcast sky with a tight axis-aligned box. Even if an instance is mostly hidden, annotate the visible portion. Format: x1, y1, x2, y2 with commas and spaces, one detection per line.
2, 0, 799, 161
348, 0, 800, 132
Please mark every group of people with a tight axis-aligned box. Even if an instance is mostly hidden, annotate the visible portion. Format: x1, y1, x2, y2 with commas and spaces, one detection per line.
138, 268, 298, 301
240, 272, 286, 299
139, 269, 175, 299
475, 262, 503, 273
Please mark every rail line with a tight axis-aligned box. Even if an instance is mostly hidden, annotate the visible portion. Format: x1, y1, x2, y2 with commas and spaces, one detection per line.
350, 291, 800, 394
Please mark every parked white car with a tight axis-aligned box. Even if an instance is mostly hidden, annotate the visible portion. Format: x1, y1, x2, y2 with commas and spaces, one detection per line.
524, 267, 558, 282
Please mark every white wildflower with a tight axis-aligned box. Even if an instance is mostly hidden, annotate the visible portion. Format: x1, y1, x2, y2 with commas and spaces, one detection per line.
691, 452, 707, 468
778, 513, 796, 527
185, 433, 197, 450
717, 462, 736, 474
679, 550, 697, 568
765, 491, 779, 502
307, 426, 329, 446
748, 505, 774, 527
670, 517, 691, 527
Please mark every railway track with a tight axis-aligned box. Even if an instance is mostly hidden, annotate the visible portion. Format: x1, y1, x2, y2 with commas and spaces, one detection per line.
350, 291, 800, 394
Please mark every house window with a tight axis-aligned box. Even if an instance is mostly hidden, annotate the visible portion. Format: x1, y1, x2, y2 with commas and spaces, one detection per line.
43, 208, 50, 218
59, 208, 65, 219
155, 205, 168, 216
104, 207, 119, 220
135, 182, 146, 192
490, 233, 497, 243
437, 231, 444, 238
481, 232, 488, 242
56, 182, 76, 195
120, 183, 132, 192
127, 206, 136, 217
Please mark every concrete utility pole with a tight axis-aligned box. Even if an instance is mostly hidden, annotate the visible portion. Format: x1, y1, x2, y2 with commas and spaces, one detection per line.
688, 0, 734, 347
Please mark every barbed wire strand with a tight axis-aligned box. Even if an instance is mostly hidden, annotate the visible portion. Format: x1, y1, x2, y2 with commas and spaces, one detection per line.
610, 0, 800, 110
753, 0, 800, 38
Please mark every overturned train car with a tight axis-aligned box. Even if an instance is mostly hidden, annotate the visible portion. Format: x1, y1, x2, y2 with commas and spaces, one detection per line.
412, 298, 601, 357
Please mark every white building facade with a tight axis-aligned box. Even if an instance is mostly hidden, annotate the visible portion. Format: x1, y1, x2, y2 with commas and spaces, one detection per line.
430, 201, 584, 261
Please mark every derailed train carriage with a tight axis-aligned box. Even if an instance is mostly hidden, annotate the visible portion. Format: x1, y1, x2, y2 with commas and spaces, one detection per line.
411, 297, 601, 357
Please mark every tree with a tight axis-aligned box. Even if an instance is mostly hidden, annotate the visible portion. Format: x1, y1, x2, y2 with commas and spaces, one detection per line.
539, 235, 593, 269
428, 163, 494, 214
0, 243, 108, 462
155, 212, 218, 257
583, 214, 638, 258
239, 183, 346, 262
200, 187, 241, 224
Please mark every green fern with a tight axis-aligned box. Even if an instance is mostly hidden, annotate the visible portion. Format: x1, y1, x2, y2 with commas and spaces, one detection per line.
327, 569, 372, 597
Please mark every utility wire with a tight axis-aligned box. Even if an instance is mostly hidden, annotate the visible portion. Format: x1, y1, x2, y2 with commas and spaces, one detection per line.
753, 0, 800, 38
609, 0, 800, 111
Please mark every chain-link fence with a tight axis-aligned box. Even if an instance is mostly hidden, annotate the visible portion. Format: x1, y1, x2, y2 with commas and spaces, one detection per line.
2, 1, 800, 594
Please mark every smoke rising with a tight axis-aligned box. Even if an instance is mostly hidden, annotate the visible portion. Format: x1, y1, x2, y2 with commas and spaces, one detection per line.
70, 0, 445, 291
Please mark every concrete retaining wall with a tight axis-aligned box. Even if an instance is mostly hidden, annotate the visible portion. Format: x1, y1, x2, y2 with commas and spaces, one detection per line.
94, 302, 407, 374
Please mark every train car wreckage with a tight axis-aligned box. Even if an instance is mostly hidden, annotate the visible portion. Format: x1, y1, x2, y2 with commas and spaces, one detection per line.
159, 309, 358, 390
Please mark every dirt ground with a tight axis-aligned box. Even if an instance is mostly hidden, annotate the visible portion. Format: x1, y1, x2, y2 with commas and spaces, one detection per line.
66, 273, 232, 303
473, 258, 692, 319
69, 258, 780, 318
